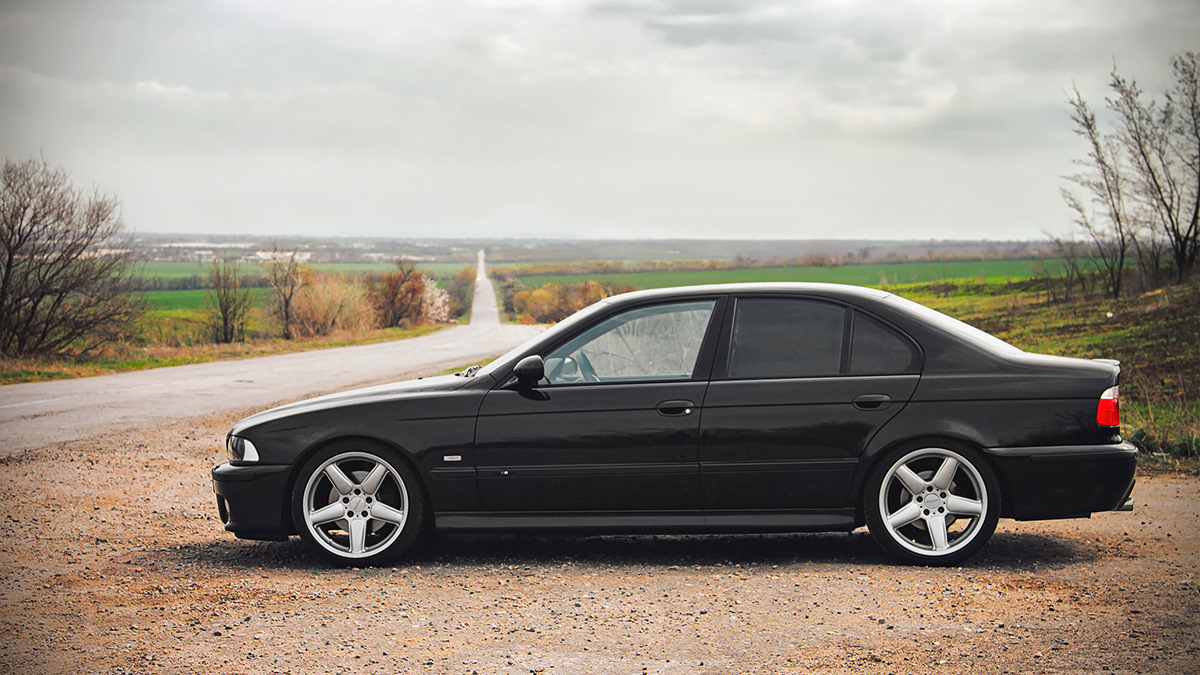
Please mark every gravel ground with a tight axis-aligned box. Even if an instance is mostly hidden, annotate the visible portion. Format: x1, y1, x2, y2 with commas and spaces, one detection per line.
1, 411, 1197, 674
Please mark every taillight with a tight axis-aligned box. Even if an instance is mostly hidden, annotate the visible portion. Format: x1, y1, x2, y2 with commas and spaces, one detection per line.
1096, 386, 1120, 427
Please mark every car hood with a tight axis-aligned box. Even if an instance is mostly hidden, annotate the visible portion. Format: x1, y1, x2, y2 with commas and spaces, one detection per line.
229, 373, 473, 434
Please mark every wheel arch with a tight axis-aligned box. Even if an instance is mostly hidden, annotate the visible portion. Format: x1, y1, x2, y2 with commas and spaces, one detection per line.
282, 434, 430, 535
851, 433, 1000, 526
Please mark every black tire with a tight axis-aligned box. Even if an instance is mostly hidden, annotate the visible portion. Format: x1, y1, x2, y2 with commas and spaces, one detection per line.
865, 442, 1000, 566
291, 441, 425, 566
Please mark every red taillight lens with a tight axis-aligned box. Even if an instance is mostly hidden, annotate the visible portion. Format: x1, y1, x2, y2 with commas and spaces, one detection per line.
1096, 386, 1120, 427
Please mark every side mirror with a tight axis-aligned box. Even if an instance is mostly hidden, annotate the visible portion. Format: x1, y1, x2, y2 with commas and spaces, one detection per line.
511, 355, 545, 387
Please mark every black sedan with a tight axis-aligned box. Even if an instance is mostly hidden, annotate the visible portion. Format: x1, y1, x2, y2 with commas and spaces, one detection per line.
213, 283, 1136, 566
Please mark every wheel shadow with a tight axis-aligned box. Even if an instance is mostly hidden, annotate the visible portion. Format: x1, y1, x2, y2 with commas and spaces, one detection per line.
151, 528, 1098, 573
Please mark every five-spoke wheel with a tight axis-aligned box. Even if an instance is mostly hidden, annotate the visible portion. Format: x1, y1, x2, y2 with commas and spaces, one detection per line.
866, 445, 999, 565
292, 443, 424, 566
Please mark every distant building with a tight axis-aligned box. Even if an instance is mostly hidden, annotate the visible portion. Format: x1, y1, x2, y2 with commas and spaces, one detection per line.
253, 250, 314, 263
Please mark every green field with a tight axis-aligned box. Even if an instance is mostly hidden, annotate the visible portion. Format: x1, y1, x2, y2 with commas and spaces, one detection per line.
136, 261, 473, 280
138, 289, 272, 310
136, 262, 476, 309
515, 259, 1059, 290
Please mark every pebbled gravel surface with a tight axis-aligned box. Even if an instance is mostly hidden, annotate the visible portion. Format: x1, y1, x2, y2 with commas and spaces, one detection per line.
1, 411, 1197, 674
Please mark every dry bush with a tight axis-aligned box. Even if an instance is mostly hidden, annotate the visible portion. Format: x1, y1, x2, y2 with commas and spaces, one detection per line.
444, 267, 476, 320
511, 280, 630, 323
291, 274, 373, 337
366, 261, 426, 328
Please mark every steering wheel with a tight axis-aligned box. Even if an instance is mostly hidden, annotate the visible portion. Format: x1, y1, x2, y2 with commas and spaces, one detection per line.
577, 352, 599, 382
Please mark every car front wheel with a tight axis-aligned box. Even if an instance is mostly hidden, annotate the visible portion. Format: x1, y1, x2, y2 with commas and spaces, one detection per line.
291, 442, 424, 566
865, 444, 999, 565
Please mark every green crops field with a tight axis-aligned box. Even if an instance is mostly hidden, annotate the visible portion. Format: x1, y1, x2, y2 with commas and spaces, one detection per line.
514, 259, 1060, 290
136, 261, 473, 280
138, 289, 272, 310
135, 262, 476, 311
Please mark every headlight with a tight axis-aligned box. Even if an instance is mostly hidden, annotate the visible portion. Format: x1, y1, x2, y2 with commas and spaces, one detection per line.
227, 435, 260, 463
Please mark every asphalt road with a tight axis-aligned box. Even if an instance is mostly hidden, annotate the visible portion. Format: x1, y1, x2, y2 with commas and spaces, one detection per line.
0, 252, 541, 453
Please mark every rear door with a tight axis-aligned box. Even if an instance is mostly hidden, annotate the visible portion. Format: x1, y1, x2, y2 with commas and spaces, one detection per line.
699, 296, 921, 510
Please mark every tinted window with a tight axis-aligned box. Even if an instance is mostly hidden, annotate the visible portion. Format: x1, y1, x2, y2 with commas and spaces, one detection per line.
849, 313, 918, 374
728, 299, 846, 378
544, 300, 716, 384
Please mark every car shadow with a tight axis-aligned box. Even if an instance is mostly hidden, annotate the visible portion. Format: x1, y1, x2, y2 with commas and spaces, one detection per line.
975, 530, 1100, 568
155, 528, 1098, 573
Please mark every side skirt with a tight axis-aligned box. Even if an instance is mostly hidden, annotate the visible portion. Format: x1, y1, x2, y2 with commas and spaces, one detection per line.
434, 509, 857, 534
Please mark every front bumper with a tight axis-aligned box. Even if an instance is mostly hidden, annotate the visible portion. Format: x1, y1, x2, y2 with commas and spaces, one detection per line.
212, 462, 294, 540
986, 441, 1138, 520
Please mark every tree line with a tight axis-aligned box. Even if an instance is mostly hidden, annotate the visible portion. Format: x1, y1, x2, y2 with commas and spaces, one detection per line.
202, 254, 474, 344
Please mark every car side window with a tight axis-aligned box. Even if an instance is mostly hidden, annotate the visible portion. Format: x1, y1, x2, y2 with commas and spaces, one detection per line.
727, 298, 846, 378
543, 300, 717, 385
849, 313, 918, 374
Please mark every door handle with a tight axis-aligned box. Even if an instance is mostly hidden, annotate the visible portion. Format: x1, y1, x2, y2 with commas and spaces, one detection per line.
853, 394, 892, 411
656, 400, 695, 416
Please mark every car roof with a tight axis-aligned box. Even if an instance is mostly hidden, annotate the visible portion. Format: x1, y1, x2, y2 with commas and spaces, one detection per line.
600, 282, 894, 306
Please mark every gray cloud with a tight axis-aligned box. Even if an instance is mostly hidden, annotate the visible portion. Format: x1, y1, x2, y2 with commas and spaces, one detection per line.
1, 0, 1197, 239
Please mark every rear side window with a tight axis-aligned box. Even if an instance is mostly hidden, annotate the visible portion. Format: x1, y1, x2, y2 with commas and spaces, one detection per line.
849, 313, 918, 374
728, 298, 846, 378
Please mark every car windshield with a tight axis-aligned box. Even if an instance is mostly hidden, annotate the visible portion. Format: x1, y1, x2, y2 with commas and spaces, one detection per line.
473, 299, 614, 379
884, 293, 1024, 356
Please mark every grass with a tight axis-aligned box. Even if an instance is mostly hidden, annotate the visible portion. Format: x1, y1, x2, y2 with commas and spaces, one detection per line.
894, 280, 1199, 468
896, 281, 1198, 398
0, 325, 444, 385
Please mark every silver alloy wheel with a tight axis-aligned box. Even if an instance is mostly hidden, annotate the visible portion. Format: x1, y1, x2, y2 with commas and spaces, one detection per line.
300, 451, 409, 560
877, 447, 988, 558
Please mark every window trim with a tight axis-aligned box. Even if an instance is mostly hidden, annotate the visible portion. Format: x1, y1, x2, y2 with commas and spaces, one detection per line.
530, 295, 729, 388
847, 309, 922, 375
714, 294, 923, 381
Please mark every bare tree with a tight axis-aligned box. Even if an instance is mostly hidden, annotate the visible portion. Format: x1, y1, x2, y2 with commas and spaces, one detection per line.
1063, 86, 1134, 298
1112, 53, 1200, 282
262, 246, 306, 339
205, 257, 252, 343
0, 157, 144, 357
1063, 52, 1200, 289
1043, 234, 1099, 301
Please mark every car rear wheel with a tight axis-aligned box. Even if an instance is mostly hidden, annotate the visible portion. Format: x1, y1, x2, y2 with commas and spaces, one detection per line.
865, 444, 999, 565
291, 442, 424, 566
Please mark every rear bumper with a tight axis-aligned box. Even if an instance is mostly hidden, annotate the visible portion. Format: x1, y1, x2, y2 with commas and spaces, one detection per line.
212, 462, 294, 540
985, 442, 1137, 520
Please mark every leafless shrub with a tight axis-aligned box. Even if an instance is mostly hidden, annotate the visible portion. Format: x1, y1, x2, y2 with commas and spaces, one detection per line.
262, 246, 306, 339
204, 258, 252, 344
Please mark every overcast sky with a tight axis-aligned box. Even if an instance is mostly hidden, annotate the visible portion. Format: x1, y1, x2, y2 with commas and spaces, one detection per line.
2, 0, 1197, 241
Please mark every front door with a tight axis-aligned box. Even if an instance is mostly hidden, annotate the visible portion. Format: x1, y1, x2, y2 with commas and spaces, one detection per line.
476, 299, 722, 513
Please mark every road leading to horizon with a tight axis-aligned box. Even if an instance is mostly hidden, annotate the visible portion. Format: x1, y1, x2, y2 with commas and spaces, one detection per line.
0, 252, 541, 453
